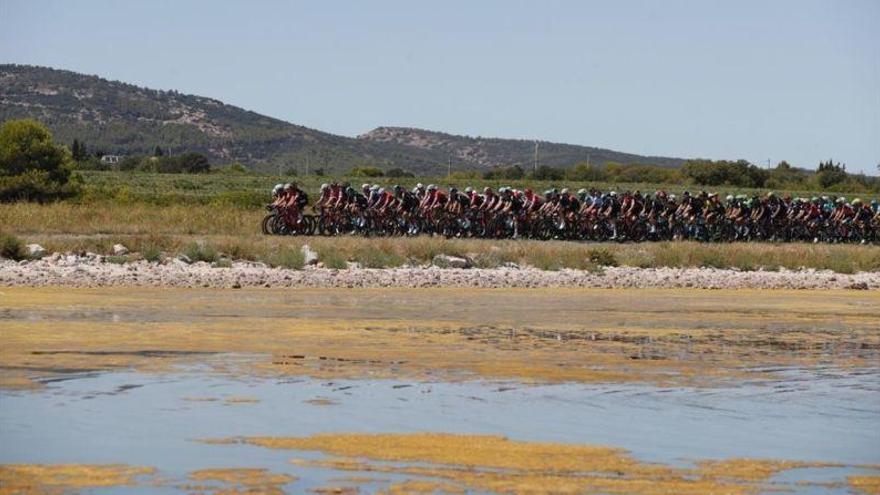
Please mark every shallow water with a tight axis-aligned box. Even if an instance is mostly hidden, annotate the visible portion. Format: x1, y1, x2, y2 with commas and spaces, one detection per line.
2, 364, 878, 494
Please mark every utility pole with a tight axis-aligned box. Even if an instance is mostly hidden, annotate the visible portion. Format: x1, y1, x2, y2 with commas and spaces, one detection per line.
534, 141, 539, 173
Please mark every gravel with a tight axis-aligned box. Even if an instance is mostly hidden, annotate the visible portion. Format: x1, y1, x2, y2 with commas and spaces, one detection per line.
1, 253, 878, 290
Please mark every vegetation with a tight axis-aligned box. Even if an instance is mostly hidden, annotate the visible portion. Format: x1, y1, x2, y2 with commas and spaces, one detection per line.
0, 119, 80, 202
0, 233, 27, 261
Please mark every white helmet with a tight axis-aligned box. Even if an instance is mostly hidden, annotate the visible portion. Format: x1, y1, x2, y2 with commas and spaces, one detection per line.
370, 185, 380, 192
427, 184, 437, 191
464, 186, 474, 193
378, 187, 385, 194
416, 183, 424, 189
362, 183, 371, 190
272, 184, 284, 197
320, 183, 329, 191
560, 188, 569, 195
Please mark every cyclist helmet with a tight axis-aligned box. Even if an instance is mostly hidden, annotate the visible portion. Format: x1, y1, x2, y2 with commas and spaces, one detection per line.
464, 186, 474, 193
370, 185, 380, 192
449, 187, 458, 194
483, 187, 492, 194
427, 184, 437, 191
836, 197, 846, 204
560, 188, 569, 195
725, 195, 734, 201
283, 183, 293, 191
852, 198, 862, 205
669, 194, 676, 200
361, 183, 370, 190
378, 187, 385, 194
320, 183, 329, 191
393, 184, 403, 193
577, 188, 587, 196
416, 183, 424, 190
272, 184, 284, 197
609, 191, 617, 197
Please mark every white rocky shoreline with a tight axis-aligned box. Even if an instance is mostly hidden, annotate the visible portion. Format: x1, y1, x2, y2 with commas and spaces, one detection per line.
1, 251, 877, 290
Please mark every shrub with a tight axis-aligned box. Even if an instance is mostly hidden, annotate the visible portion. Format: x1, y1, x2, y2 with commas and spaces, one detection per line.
0, 233, 27, 260
588, 248, 618, 267
0, 119, 79, 202
183, 241, 218, 263
264, 248, 304, 269
349, 166, 384, 177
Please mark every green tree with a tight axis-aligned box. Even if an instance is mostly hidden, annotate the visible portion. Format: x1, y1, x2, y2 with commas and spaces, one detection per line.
529, 165, 565, 181
177, 152, 211, 173
0, 119, 79, 202
70, 138, 88, 161
154, 145, 165, 157
815, 159, 847, 188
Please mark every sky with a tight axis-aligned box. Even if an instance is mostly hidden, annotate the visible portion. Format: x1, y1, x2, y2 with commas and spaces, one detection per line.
1, 0, 878, 173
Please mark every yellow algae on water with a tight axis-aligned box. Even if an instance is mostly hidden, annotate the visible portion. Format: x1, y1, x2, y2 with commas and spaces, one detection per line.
2, 287, 878, 389
697, 458, 838, 482
223, 396, 260, 405
209, 433, 829, 495
189, 468, 295, 495
851, 475, 880, 495
0, 464, 155, 494
379, 480, 466, 494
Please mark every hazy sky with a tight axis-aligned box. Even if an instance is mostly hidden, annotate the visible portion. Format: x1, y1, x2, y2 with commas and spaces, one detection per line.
2, 0, 878, 173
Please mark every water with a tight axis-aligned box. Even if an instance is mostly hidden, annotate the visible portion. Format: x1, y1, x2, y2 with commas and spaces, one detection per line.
2, 364, 878, 494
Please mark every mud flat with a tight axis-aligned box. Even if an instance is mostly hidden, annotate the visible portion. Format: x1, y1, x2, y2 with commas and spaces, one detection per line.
2, 255, 879, 289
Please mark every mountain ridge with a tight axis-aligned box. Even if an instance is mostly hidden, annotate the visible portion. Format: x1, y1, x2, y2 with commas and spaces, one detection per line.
0, 64, 688, 173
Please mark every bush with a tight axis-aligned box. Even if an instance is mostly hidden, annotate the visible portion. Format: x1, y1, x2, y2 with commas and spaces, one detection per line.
0, 119, 79, 202
183, 241, 218, 263
566, 162, 607, 181
0, 233, 27, 260
588, 248, 618, 267
264, 248, 304, 269
529, 165, 565, 181
349, 166, 384, 177
484, 165, 525, 180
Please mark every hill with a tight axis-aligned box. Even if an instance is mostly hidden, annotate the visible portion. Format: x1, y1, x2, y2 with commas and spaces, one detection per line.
0, 64, 687, 174
359, 127, 685, 170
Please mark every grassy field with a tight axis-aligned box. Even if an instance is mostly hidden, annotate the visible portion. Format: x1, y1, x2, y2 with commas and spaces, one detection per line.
76, 170, 876, 207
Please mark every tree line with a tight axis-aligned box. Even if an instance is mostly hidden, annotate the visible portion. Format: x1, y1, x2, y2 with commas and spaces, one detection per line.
2, 118, 877, 203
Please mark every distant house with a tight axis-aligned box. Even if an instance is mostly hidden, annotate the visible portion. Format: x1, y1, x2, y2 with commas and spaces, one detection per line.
100, 155, 122, 164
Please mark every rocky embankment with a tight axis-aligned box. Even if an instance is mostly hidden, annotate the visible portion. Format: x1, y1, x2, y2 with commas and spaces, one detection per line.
1, 252, 877, 290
